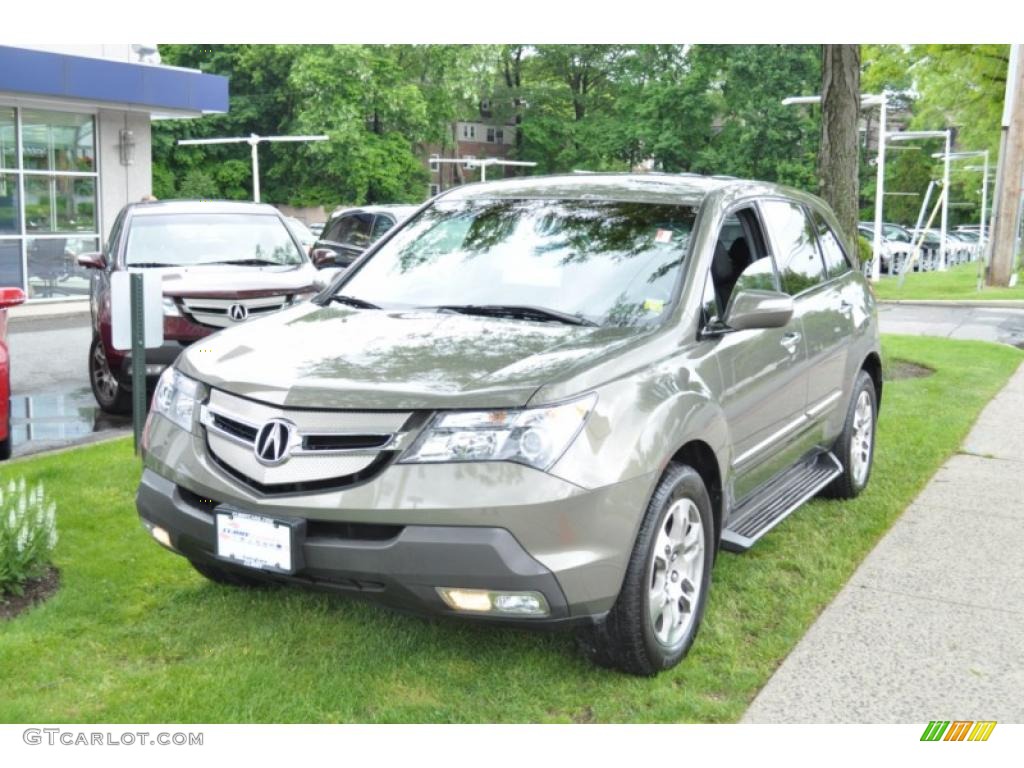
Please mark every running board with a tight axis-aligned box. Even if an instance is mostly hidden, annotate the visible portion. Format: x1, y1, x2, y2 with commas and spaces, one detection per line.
721, 451, 842, 552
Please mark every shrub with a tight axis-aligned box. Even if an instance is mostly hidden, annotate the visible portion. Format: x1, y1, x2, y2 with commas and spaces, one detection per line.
857, 235, 873, 267
0, 479, 58, 597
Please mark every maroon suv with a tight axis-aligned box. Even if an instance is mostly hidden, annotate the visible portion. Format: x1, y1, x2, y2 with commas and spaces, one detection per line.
78, 200, 324, 413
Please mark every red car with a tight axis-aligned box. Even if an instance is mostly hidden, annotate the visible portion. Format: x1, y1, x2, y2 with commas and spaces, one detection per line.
77, 201, 326, 414
0, 286, 27, 460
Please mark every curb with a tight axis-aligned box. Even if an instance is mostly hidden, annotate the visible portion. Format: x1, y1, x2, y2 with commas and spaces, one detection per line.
878, 299, 1024, 309
7, 430, 132, 463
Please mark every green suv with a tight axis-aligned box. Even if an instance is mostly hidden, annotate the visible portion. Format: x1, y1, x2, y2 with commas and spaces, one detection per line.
137, 174, 881, 675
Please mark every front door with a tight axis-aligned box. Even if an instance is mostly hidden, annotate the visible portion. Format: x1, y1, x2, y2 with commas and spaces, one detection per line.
701, 206, 810, 503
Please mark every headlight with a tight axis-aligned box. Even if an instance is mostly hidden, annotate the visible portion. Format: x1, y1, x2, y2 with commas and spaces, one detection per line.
152, 368, 202, 432
400, 394, 596, 471
163, 296, 181, 316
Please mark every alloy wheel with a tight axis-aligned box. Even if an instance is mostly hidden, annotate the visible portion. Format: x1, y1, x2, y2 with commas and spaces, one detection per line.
647, 498, 705, 648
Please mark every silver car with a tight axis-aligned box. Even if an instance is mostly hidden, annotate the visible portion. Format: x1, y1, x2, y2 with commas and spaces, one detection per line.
137, 174, 881, 675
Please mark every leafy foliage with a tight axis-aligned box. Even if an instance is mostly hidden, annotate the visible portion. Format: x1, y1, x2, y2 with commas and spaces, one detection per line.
151, 44, 1009, 225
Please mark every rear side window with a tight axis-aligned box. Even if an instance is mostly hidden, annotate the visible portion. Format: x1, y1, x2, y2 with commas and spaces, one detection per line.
812, 210, 852, 278
370, 215, 395, 240
334, 213, 374, 248
760, 200, 827, 295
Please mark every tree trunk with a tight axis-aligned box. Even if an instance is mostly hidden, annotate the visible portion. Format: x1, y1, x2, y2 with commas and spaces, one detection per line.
817, 45, 861, 249
988, 45, 1024, 286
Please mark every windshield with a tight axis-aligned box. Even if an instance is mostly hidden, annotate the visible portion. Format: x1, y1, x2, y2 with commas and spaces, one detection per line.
883, 224, 912, 242
125, 213, 305, 268
286, 217, 316, 247
333, 198, 697, 327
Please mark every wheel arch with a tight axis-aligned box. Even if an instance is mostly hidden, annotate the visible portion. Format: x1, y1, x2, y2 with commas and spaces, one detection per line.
860, 351, 883, 408
669, 439, 724, 552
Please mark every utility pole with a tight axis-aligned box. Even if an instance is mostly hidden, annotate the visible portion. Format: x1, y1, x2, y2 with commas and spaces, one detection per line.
989, 45, 1024, 286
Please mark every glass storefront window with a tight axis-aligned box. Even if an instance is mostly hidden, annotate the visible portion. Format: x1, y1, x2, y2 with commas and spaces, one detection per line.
0, 108, 15, 172
0, 173, 19, 235
21, 109, 95, 172
26, 236, 96, 300
0, 107, 99, 298
23, 175, 96, 234
0, 240, 23, 290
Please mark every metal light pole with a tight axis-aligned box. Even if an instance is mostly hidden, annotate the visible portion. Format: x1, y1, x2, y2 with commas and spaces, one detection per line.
889, 130, 952, 270
430, 156, 538, 183
934, 150, 991, 243
782, 93, 889, 282
177, 133, 330, 203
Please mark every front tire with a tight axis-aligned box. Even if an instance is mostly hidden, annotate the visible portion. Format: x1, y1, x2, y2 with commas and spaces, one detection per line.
89, 336, 131, 414
577, 463, 714, 676
824, 369, 878, 499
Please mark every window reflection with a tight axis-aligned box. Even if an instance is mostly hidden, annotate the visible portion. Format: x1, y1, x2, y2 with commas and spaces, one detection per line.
343, 199, 697, 328
21, 109, 95, 172
23, 176, 96, 233
26, 236, 96, 299
0, 173, 19, 235
0, 108, 15, 171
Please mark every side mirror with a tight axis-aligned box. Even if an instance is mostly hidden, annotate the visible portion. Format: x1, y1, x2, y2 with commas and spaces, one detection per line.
723, 289, 794, 331
311, 248, 337, 269
77, 251, 106, 270
0, 286, 26, 310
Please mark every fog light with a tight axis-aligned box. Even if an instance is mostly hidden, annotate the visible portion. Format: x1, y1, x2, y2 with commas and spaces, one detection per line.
142, 519, 173, 549
436, 587, 550, 617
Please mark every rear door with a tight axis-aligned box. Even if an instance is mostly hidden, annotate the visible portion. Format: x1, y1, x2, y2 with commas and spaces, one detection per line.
761, 199, 847, 436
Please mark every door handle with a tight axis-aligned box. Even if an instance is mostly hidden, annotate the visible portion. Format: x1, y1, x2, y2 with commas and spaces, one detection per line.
781, 331, 801, 353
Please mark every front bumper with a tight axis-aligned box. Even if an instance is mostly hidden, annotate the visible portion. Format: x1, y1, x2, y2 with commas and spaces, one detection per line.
137, 469, 583, 626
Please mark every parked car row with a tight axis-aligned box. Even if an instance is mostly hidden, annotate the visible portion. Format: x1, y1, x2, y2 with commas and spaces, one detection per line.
858, 220, 984, 276
128, 173, 883, 675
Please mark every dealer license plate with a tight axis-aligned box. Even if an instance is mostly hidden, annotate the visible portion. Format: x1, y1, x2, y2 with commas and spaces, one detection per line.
216, 511, 293, 572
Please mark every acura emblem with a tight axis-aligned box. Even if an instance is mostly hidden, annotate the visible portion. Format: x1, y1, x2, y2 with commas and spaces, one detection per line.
254, 419, 294, 465
228, 303, 249, 322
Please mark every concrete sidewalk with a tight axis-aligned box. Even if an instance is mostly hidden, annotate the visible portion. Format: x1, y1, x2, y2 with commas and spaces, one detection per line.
744, 363, 1024, 723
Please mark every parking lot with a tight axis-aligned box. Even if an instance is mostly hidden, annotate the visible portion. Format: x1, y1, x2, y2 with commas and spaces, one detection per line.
7, 311, 130, 458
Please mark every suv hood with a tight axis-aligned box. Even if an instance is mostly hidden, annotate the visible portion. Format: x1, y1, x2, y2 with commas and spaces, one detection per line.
177, 303, 642, 410
155, 263, 321, 298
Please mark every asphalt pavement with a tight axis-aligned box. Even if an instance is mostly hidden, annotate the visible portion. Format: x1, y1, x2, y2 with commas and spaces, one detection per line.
879, 302, 1024, 348
7, 311, 130, 457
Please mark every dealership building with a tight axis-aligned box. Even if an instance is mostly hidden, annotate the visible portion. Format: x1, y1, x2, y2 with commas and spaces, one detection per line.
0, 45, 228, 304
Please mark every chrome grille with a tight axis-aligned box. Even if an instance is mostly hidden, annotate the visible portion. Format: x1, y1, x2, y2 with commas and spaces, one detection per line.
180, 295, 290, 328
201, 389, 414, 493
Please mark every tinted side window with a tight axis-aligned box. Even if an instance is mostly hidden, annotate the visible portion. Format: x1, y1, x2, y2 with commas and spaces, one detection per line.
812, 210, 852, 278
761, 200, 827, 295
335, 213, 374, 249
321, 216, 346, 243
370, 215, 395, 240
107, 209, 127, 264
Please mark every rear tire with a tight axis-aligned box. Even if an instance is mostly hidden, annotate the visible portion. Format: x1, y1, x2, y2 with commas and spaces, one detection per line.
189, 559, 267, 589
576, 463, 714, 676
823, 369, 878, 499
89, 336, 132, 415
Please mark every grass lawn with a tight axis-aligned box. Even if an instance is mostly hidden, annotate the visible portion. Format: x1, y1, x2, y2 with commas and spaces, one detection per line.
1, 335, 1021, 723
874, 261, 1024, 302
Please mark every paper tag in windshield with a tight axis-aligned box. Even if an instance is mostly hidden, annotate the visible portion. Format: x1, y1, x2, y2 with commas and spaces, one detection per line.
643, 298, 666, 314
654, 229, 673, 244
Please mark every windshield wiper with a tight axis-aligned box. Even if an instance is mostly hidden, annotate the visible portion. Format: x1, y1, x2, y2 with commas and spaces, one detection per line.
201, 258, 282, 266
127, 262, 175, 268
328, 294, 381, 310
432, 304, 597, 327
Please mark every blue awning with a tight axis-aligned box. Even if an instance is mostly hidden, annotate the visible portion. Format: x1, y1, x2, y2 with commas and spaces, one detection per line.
0, 46, 228, 114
